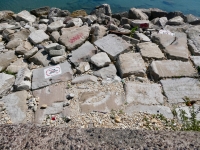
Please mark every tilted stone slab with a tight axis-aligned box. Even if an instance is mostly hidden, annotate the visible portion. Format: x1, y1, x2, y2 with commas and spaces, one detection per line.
72, 75, 98, 84
6, 58, 28, 74
125, 82, 164, 105
150, 60, 197, 81
69, 41, 97, 66
32, 61, 73, 90
0, 91, 28, 123
164, 32, 189, 61
137, 42, 165, 59
160, 78, 200, 103
0, 51, 17, 72
0, 73, 15, 97
190, 56, 200, 68
186, 25, 200, 55
125, 104, 173, 119
94, 34, 131, 60
16, 10, 36, 22
29, 30, 49, 45
117, 53, 146, 78
59, 26, 90, 50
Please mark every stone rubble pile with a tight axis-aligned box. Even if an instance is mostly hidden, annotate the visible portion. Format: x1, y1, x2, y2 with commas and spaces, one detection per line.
0, 5, 200, 129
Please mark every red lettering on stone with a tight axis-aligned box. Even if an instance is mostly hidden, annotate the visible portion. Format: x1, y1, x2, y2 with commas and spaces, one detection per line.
140, 23, 149, 28
69, 33, 83, 43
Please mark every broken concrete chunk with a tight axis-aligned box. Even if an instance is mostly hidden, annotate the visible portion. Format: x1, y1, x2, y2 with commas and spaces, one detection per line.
16, 10, 36, 22
0, 51, 17, 72
94, 64, 117, 79
0, 73, 15, 97
29, 30, 49, 45
125, 82, 164, 105
51, 56, 66, 64
161, 78, 200, 103
47, 20, 65, 32
49, 49, 65, 56
122, 35, 139, 45
150, 60, 197, 81
132, 33, 150, 42
129, 8, 148, 20
94, 34, 131, 60
32, 61, 73, 90
24, 47, 38, 59
76, 62, 90, 74
190, 56, 200, 68
90, 52, 111, 68
6, 58, 28, 74
29, 50, 50, 67
117, 53, 146, 78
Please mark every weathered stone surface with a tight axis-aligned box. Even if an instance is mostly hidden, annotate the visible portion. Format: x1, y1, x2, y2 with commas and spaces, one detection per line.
49, 49, 65, 56
131, 20, 149, 29
32, 61, 73, 90
14, 68, 32, 91
0, 51, 17, 72
47, 20, 65, 32
8, 29, 30, 41
186, 25, 200, 55
6, 58, 28, 74
0, 10, 14, 21
133, 33, 150, 42
161, 78, 200, 103
122, 35, 139, 45
33, 83, 66, 123
29, 50, 50, 67
90, 52, 111, 68
175, 105, 200, 121
90, 24, 107, 43
94, 34, 131, 60
137, 42, 165, 59
117, 53, 146, 78
94, 64, 117, 79
51, 56, 66, 64
0, 73, 15, 97
152, 32, 175, 49
15, 41, 33, 55
6, 39, 22, 49
29, 30, 49, 45
69, 41, 97, 66
30, 6, 50, 17
150, 60, 197, 81
24, 47, 38, 59
190, 56, 200, 68
157, 17, 168, 27
90, 4, 112, 17
66, 18, 83, 27
70, 9, 87, 17
167, 16, 184, 25
59, 26, 90, 50
44, 43, 59, 52
16, 10, 36, 22
129, 8, 148, 20
76, 62, 90, 74
80, 91, 123, 113
50, 31, 60, 42
72, 75, 97, 84
0, 91, 28, 123
125, 82, 164, 105
38, 24, 47, 31
164, 32, 189, 61
125, 104, 173, 119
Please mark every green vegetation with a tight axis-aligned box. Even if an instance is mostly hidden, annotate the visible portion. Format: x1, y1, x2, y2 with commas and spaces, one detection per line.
4, 70, 15, 76
130, 26, 138, 38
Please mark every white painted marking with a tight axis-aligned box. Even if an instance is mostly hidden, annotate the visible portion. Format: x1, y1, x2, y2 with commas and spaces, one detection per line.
44, 65, 62, 79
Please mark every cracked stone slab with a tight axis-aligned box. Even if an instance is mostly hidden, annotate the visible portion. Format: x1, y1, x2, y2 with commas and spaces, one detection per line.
79, 91, 124, 113
94, 34, 131, 60
125, 82, 164, 105
32, 61, 73, 90
0, 91, 28, 123
125, 104, 173, 119
116, 53, 146, 78
33, 83, 66, 124
0, 73, 15, 97
137, 42, 165, 59
150, 60, 197, 81
160, 78, 200, 103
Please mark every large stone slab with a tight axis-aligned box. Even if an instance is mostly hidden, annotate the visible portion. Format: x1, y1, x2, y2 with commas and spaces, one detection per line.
90, 52, 111, 68
125, 82, 164, 105
164, 32, 189, 61
160, 78, 200, 103
94, 64, 117, 79
186, 25, 200, 55
94, 34, 131, 60
6, 58, 28, 74
80, 91, 124, 113
0, 23, 15, 32
125, 104, 173, 119
150, 60, 197, 81
59, 26, 90, 50
32, 61, 73, 90
137, 42, 165, 59
16, 10, 36, 22
128, 8, 148, 20
116, 53, 146, 78
0, 91, 28, 123
69, 41, 97, 66
29, 50, 50, 67
0, 51, 17, 72
29, 30, 49, 45
47, 20, 65, 32
0, 73, 15, 97
33, 83, 66, 124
